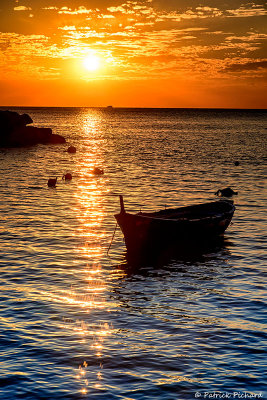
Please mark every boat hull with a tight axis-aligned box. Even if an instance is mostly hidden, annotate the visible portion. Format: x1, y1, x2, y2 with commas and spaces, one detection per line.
115, 200, 235, 255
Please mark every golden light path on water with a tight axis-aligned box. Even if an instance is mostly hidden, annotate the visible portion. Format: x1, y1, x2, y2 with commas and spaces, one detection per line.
49, 111, 125, 394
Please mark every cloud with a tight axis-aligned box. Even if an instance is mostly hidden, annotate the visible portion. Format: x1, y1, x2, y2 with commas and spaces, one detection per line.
107, 6, 126, 13
42, 7, 58, 10
58, 6, 94, 15
1, 0, 266, 84
155, 7, 223, 22
98, 14, 115, 19
224, 60, 267, 71
58, 26, 76, 31
225, 32, 267, 42
14, 6, 32, 11
0, 32, 60, 79
226, 5, 267, 17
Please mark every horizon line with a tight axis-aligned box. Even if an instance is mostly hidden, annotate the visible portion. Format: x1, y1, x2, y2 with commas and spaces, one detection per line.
1, 106, 267, 111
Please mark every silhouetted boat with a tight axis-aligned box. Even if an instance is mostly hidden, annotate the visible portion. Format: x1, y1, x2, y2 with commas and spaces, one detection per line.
115, 195, 235, 255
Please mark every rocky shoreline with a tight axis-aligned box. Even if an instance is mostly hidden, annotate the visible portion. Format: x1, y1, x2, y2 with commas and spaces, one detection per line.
0, 110, 66, 147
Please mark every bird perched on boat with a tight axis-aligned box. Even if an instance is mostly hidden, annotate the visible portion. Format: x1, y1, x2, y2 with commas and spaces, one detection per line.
62, 173, 72, 180
215, 187, 238, 197
92, 167, 104, 175
67, 145, 76, 154
47, 178, 57, 187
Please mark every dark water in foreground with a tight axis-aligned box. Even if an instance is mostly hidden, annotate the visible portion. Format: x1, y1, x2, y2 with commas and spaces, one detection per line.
0, 108, 266, 399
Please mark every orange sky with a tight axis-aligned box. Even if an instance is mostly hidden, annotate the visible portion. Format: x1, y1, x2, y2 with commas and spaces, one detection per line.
0, 0, 266, 107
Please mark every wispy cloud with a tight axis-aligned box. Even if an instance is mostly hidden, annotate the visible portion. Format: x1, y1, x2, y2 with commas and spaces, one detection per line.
226, 4, 267, 17
58, 6, 94, 15
224, 60, 267, 71
14, 6, 32, 11
42, 7, 58, 10
1, 0, 266, 83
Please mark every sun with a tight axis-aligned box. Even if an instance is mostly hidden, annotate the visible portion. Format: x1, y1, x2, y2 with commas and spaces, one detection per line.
83, 55, 100, 72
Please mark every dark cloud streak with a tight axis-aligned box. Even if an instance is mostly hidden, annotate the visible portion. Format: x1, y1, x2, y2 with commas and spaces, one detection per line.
224, 60, 267, 71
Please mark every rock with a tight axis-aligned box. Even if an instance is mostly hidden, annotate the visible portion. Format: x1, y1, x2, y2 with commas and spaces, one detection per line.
21, 113, 33, 126
8, 126, 52, 146
48, 133, 66, 144
0, 110, 65, 147
0, 110, 33, 133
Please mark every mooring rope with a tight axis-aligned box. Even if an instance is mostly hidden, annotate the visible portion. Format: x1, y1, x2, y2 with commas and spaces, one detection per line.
107, 222, 118, 255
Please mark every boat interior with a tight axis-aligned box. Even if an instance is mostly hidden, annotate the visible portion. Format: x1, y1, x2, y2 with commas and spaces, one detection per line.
137, 200, 234, 220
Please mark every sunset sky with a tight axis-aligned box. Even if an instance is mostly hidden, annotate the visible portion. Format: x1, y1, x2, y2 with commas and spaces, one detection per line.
0, 0, 266, 107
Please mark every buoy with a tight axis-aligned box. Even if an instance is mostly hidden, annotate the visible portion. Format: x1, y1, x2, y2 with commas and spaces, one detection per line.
92, 167, 104, 175
234, 161, 240, 166
67, 146, 76, 154
62, 173, 72, 180
215, 187, 238, 197
48, 178, 57, 187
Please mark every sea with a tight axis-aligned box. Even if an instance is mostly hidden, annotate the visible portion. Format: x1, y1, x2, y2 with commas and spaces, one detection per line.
0, 107, 266, 400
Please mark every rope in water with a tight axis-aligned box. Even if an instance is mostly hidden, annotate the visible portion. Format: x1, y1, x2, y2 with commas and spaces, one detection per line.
107, 222, 118, 255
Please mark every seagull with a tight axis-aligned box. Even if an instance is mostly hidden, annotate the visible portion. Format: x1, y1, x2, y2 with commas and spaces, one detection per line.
215, 187, 238, 197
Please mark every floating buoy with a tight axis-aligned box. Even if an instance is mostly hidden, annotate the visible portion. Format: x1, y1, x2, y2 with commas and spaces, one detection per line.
234, 161, 240, 166
62, 173, 72, 180
67, 146, 76, 154
92, 167, 104, 175
215, 187, 238, 197
48, 178, 57, 187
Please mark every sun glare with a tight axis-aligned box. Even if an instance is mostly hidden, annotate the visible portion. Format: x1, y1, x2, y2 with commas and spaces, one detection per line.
83, 55, 100, 72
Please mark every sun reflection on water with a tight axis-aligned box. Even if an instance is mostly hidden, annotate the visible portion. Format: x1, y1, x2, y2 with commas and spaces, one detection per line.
74, 320, 114, 394
68, 113, 115, 394
73, 112, 107, 260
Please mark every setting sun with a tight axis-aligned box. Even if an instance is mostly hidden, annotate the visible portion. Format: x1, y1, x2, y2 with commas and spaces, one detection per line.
83, 55, 100, 72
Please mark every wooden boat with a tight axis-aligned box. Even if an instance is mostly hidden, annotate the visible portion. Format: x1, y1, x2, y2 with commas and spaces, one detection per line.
115, 195, 235, 255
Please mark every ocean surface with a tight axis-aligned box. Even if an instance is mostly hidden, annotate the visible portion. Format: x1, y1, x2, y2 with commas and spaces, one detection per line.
0, 107, 266, 400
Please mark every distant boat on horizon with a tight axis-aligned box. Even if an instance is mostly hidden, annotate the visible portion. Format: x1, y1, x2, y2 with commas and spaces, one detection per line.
106, 105, 113, 110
